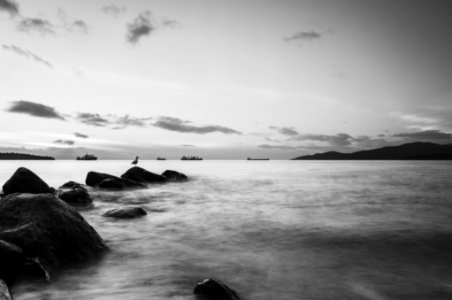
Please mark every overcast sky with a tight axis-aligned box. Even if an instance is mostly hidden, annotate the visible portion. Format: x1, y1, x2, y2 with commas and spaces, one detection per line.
1, 0, 452, 159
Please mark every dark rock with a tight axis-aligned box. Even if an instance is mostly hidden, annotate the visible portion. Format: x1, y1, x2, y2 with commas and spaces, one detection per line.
97, 178, 146, 190
0, 193, 107, 268
85, 171, 118, 187
0, 280, 12, 300
103, 206, 147, 219
193, 278, 240, 300
162, 170, 188, 181
2, 167, 51, 195
59, 181, 85, 189
59, 187, 92, 206
121, 166, 166, 184
0, 240, 25, 284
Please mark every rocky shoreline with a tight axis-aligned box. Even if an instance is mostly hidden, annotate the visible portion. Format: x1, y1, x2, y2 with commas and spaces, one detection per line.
0, 166, 239, 300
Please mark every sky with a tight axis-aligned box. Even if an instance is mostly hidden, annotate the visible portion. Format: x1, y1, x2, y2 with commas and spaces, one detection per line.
1, 0, 452, 159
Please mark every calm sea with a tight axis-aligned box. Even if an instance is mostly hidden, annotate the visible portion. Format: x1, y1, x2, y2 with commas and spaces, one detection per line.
1, 160, 452, 300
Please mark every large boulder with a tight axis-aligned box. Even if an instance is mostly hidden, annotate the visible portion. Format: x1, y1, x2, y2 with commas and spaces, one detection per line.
162, 170, 188, 181
97, 178, 146, 190
0, 280, 12, 300
121, 166, 166, 184
0, 240, 25, 284
58, 187, 92, 206
0, 193, 107, 269
2, 167, 51, 195
85, 171, 118, 187
193, 278, 240, 300
103, 206, 147, 219
59, 181, 85, 189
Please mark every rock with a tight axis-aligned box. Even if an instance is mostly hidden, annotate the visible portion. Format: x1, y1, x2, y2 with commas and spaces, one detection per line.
58, 187, 92, 206
0, 193, 107, 268
103, 206, 147, 219
0, 280, 12, 300
2, 167, 51, 195
0, 240, 25, 284
162, 170, 188, 181
193, 278, 240, 300
85, 171, 118, 187
97, 178, 146, 190
121, 166, 166, 184
59, 181, 85, 189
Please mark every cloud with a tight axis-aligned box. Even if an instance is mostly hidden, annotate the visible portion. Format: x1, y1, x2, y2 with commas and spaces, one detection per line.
6, 100, 65, 120
75, 112, 151, 129
101, 4, 127, 16
0, 0, 18, 15
18, 17, 55, 34
53, 139, 75, 145
258, 144, 303, 150
126, 11, 156, 44
74, 132, 89, 139
152, 116, 242, 135
285, 30, 322, 42
291, 133, 354, 146
2, 44, 53, 68
393, 130, 452, 140
75, 112, 110, 127
57, 9, 89, 33
269, 126, 299, 136
161, 18, 180, 28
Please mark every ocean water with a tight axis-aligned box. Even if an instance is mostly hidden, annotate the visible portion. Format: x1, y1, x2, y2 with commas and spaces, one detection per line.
1, 160, 452, 300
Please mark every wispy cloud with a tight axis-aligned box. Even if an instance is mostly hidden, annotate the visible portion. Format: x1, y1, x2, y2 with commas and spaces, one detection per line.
258, 144, 303, 150
57, 9, 89, 33
74, 132, 89, 139
285, 30, 322, 42
0, 0, 18, 16
126, 11, 156, 44
2, 44, 53, 68
53, 139, 74, 145
290, 133, 354, 146
75, 112, 110, 127
6, 100, 65, 120
393, 130, 452, 140
269, 126, 299, 136
18, 17, 55, 34
152, 116, 242, 135
101, 4, 127, 16
75, 112, 151, 129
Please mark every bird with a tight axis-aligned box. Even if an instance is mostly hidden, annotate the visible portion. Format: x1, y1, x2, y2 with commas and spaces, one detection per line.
131, 156, 139, 165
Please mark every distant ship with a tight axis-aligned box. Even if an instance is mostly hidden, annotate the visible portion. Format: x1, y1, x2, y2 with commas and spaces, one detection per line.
181, 156, 203, 160
247, 157, 269, 160
76, 154, 97, 160
157, 157, 166, 160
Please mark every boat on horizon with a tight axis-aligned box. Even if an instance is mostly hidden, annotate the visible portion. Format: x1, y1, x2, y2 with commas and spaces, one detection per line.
157, 157, 166, 160
247, 157, 269, 160
76, 154, 97, 160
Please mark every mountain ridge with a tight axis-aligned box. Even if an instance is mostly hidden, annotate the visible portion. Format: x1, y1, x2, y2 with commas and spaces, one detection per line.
292, 142, 452, 160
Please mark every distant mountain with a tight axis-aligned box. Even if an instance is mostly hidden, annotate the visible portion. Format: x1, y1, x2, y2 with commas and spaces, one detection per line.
0, 152, 55, 160
292, 142, 452, 160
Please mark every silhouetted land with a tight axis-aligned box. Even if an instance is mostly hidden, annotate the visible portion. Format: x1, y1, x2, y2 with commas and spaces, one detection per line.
292, 142, 452, 160
0, 152, 55, 160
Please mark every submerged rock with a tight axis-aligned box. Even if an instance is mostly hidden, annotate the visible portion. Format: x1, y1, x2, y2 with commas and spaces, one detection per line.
0, 280, 12, 300
162, 170, 188, 181
85, 171, 118, 187
2, 167, 51, 195
103, 206, 147, 219
58, 187, 92, 206
97, 178, 146, 190
193, 278, 240, 300
0, 240, 25, 284
0, 193, 107, 268
121, 166, 166, 184
59, 181, 85, 189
